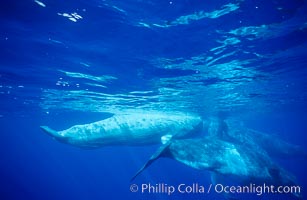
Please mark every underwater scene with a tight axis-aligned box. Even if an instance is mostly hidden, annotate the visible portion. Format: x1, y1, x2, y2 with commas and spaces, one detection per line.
1, 0, 307, 200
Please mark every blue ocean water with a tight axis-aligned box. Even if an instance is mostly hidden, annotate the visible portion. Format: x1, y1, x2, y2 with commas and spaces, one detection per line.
0, 0, 307, 199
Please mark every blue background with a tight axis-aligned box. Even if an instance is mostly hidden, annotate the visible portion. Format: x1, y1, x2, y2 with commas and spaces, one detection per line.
0, 0, 306, 199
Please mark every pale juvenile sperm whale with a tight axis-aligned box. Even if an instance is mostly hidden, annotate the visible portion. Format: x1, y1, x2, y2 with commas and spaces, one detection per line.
131, 138, 301, 199
40, 111, 203, 148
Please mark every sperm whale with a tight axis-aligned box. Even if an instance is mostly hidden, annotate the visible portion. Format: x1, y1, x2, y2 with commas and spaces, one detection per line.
131, 137, 300, 197
40, 111, 203, 148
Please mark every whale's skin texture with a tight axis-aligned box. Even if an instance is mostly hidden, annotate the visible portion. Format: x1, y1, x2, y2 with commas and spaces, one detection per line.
166, 139, 284, 181
41, 112, 203, 148
164, 138, 299, 198
132, 138, 298, 188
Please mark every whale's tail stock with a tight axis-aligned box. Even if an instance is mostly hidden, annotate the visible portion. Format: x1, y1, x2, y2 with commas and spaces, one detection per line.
40, 126, 67, 142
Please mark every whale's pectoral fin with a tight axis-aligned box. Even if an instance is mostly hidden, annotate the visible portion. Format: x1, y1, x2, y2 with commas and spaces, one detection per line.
40, 126, 67, 142
131, 141, 171, 181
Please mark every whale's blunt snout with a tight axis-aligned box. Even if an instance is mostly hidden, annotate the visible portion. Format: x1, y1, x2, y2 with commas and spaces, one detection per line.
40, 126, 68, 142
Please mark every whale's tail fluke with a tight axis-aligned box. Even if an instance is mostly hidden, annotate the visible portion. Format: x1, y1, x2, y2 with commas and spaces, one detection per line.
40, 126, 67, 142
